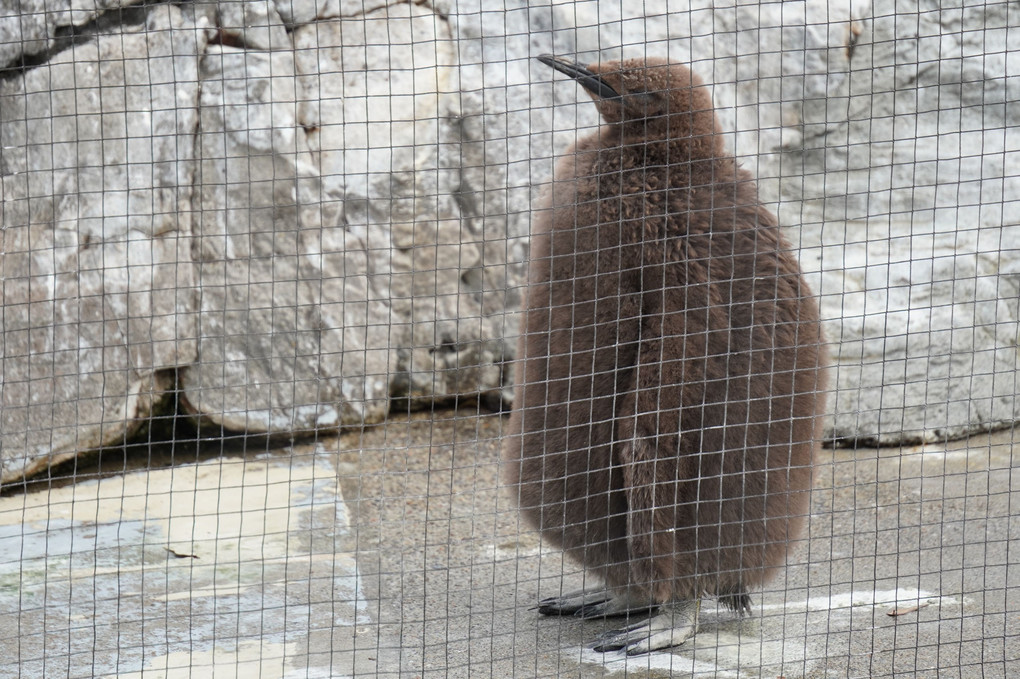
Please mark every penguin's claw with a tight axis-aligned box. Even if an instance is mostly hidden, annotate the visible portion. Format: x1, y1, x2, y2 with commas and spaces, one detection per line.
536, 588, 658, 618
592, 599, 700, 655
536, 588, 611, 615
574, 591, 658, 619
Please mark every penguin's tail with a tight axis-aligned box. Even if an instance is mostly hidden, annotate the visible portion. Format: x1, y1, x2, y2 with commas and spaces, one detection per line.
717, 588, 753, 617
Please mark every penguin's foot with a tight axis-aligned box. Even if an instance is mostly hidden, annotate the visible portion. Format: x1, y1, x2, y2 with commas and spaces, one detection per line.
592, 598, 700, 655
537, 588, 657, 618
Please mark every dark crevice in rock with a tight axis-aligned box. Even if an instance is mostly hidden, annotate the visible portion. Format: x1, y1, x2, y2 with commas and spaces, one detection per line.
0, 24, 90, 78
1, 366, 331, 493
0, 2, 159, 79
846, 22, 862, 60
207, 27, 247, 49
0, 401, 287, 498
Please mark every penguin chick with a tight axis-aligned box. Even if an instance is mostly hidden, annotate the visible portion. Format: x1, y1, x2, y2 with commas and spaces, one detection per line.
503, 55, 828, 654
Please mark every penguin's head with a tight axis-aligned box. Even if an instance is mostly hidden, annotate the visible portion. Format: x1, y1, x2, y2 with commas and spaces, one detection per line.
537, 55, 721, 153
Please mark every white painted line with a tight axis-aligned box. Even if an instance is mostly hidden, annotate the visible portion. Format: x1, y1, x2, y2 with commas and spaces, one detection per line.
577, 646, 745, 678
756, 587, 955, 613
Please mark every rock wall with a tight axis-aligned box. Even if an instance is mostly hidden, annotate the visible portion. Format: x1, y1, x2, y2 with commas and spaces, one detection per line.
1, 0, 1017, 480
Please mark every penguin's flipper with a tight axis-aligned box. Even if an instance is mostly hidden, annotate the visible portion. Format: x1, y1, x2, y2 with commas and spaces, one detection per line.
592, 598, 700, 654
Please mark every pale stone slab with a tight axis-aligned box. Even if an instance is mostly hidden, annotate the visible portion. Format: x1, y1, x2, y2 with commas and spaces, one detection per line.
181, 43, 391, 432
292, 3, 511, 410
777, 1, 1020, 443
0, 442, 375, 676
0, 5, 202, 482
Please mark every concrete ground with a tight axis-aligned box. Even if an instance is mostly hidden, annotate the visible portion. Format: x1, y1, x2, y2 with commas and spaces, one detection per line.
1, 408, 1018, 678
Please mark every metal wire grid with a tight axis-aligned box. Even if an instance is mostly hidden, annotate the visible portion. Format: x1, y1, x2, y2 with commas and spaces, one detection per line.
0, 1, 1017, 677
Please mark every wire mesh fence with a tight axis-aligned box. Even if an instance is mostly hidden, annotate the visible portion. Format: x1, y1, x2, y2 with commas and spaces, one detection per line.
1, 0, 1018, 677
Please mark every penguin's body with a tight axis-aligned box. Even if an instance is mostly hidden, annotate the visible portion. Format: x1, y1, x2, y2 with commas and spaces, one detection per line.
503, 56, 828, 654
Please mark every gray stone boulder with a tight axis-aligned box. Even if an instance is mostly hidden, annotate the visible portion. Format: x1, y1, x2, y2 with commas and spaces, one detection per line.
1, 0, 1017, 482
774, 1, 1020, 444
1, 0, 525, 482
1, 5, 202, 480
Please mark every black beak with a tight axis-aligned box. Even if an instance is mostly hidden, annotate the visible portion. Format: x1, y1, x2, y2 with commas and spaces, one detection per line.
537, 54, 621, 100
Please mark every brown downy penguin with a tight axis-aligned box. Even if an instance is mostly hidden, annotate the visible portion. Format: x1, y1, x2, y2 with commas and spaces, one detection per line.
503, 55, 828, 654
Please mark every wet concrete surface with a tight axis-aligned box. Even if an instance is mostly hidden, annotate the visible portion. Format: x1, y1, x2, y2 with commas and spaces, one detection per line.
1, 409, 1018, 677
